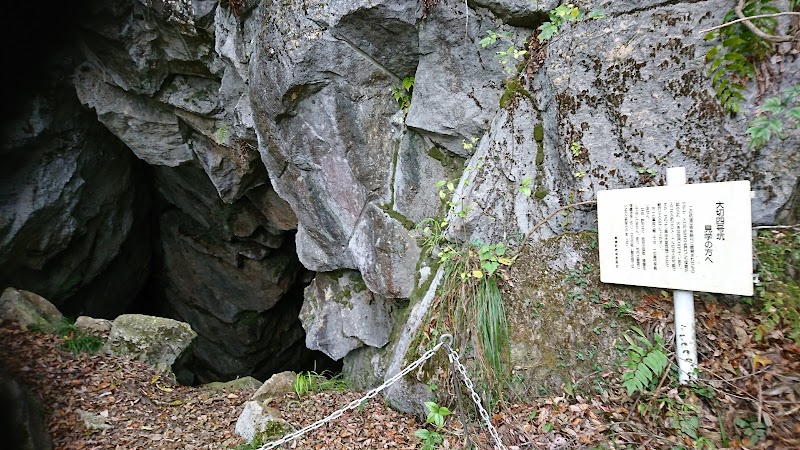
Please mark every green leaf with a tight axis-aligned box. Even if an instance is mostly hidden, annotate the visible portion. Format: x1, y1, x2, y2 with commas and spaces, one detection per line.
414, 429, 431, 440
482, 261, 500, 276
759, 97, 785, 115
402, 76, 415, 91
587, 8, 605, 20
722, 36, 745, 48
537, 22, 558, 42
785, 84, 800, 98
480, 30, 498, 48
705, 45, 719, 61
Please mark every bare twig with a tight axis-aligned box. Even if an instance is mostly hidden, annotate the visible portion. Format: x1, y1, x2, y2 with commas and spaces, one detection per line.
731, 0, 798, 43
752, 223, 800, 230
699, 11, 800, 34
519, 200, 598, 247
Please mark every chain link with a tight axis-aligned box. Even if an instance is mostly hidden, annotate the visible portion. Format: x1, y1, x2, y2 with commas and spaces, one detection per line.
441, 339, 507, 450
257, 341, 444, 450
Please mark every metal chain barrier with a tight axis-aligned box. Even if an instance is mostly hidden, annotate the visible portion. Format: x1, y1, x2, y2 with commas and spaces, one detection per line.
256, 333, 507, 450
258, 341, 445, 450
440, 334, 507, 450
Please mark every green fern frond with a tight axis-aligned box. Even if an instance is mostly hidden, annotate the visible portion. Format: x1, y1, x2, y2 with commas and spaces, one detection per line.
704, 0, 780, 114
620, 327, 669, 395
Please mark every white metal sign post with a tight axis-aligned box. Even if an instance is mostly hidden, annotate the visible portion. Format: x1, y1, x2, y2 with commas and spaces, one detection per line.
666, 167, 697, 384
597, 167, 753, 384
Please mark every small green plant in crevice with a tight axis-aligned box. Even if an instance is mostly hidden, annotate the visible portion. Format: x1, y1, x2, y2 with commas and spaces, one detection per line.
569, 141, 581, 157
414, 401, 451, 450
747, 84, 800, 148
53, 319, 104, 354
392, 76, 415, 114
215, 123, 230, 145
479, 30, 528, 75
413, 217, 448, 252
619, 326, 668, 396
435, 179, 470, 221
537, 3, 605, 43
518, 176, 533, 198
636, 166, 657, 177
292, 371, 350, 398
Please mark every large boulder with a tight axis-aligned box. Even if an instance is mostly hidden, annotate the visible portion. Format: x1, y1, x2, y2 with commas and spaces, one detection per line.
0, 288, 63, 331
300, 270, 394, 360
104, 314, 197, 375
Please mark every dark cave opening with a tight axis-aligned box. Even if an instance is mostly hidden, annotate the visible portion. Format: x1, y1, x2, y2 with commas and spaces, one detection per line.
1, 0, 341, 388
121, 171, 340, 385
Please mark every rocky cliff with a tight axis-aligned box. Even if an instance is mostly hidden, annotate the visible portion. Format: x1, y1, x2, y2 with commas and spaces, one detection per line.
1, 0, 797, 399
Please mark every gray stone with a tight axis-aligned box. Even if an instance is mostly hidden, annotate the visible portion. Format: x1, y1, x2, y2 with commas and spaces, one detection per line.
156, 74, 220, 115
349, 204, 421, 299
104, 314, 197, 374
251, 371, 297, 402
74, 63, 194, 167
76, 409, 113, 431
0, 288, 63, 331
470, 0, 557, 25
74, 316, 112, 335
234, 400, 290, 443
537, 0, 800, 226
249, 0, 424, 294
202, 376, 263, 392
392, 130, 452, 228
300, 271, 393, 360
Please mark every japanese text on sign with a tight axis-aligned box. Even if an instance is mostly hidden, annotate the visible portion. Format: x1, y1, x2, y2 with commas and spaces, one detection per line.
597, 181, 753, 296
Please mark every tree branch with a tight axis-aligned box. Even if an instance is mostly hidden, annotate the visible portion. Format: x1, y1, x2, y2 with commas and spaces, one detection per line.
699, 11, 800, 35
520, 200, 597, 247
731, 0, 798, 43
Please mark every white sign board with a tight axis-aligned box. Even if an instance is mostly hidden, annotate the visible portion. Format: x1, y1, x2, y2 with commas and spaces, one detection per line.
597, 181, 753, 296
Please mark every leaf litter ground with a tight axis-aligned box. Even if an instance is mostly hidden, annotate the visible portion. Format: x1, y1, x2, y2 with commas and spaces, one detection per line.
1, 289, 798, 450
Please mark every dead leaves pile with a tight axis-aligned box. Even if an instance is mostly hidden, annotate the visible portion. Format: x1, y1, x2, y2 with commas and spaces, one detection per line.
0, 322, 247, 449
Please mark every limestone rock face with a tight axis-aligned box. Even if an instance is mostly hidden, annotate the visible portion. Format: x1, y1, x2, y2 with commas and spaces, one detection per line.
104, 314, 197, 375
0, 79, 150, 318
300, 271, 393, 360
448, 0, 800, 247
404, 1, 511, 156
3, 0, 799, 414
69, 0, 322, 381
249, 0, 426, 298
535, 1, 800, 226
